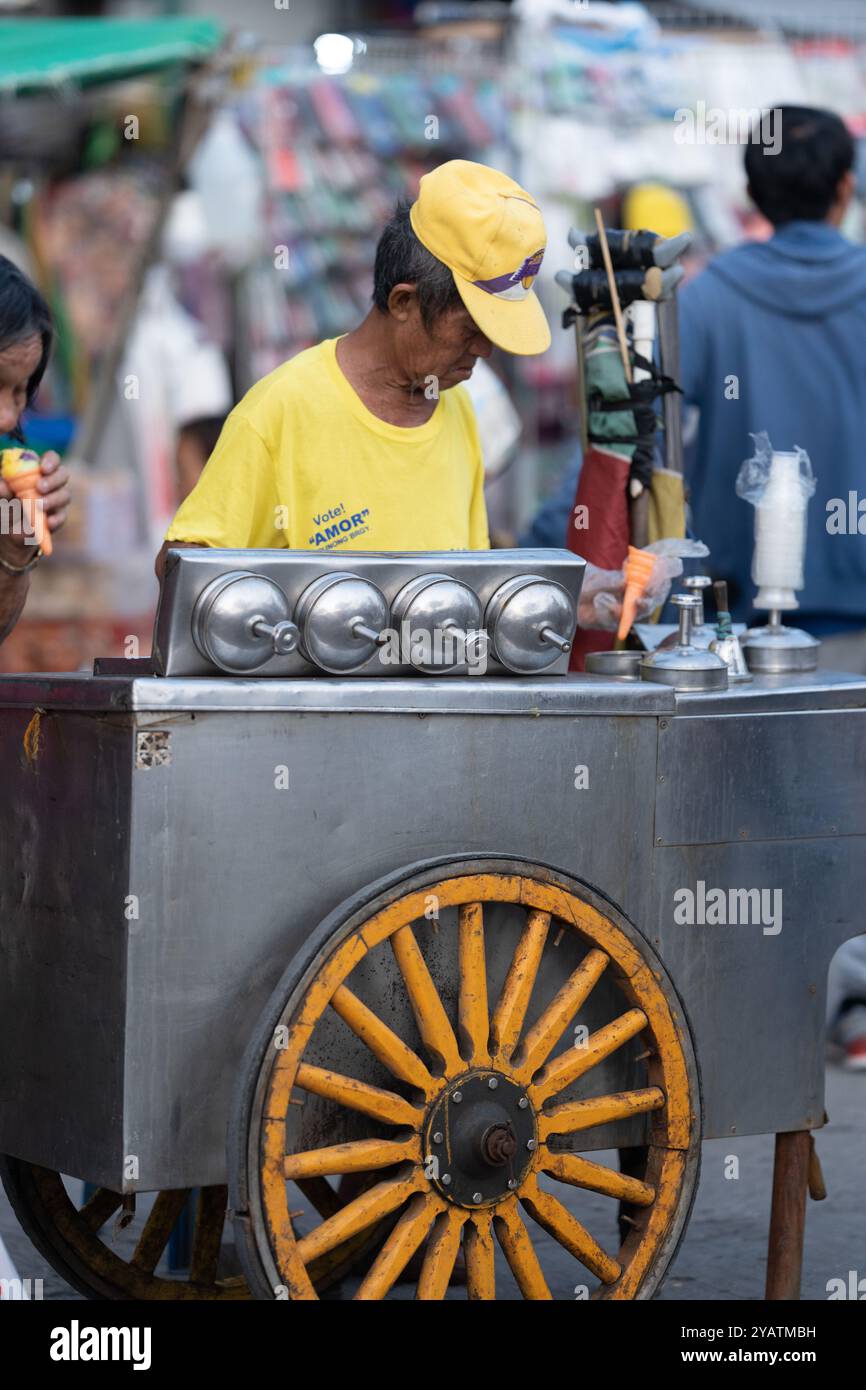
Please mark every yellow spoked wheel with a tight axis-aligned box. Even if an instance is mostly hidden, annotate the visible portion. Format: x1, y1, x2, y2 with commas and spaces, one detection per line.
0, 1162, 381, 1300
0, 1162, 249, 1300
230, 859, 700, 1301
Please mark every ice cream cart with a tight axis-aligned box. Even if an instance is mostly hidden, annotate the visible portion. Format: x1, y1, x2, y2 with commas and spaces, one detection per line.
1, 547, 864, 1300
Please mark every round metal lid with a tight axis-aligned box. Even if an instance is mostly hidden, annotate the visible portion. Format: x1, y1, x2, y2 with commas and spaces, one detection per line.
391, 573, 483, 674
295, 572, 389, 674
485, 575, 575, 674
640, 647, 729, 691
191, 571, 293, 674
742, 624, 820, 674
584, 649, 642, 680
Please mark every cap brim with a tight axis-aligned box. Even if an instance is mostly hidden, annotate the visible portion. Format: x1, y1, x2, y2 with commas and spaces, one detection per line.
455, 276, 551, 356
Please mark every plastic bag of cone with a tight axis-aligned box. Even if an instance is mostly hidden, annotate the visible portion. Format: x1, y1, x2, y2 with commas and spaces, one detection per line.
617, 546, 656, 640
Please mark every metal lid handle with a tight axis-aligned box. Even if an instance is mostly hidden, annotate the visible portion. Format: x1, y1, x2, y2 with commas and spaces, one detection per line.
250, 617, 300, 656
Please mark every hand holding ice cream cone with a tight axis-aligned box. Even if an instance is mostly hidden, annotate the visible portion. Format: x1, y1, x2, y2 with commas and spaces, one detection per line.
0, 449, 70, 566
580, 538, 711, 633
1, 448, 52, 555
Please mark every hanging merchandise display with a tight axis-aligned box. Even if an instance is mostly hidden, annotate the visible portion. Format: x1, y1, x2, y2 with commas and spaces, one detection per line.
0, 18, 226, 675
230, 54, 512, 389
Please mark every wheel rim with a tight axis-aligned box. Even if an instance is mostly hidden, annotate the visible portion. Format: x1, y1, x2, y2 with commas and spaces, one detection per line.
2, 1167, 249, 1300
245, 870, 699, 1300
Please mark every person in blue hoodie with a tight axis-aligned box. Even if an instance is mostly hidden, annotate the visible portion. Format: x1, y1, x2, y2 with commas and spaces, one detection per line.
679, 106, 866, 662
681, 106, 866, 1072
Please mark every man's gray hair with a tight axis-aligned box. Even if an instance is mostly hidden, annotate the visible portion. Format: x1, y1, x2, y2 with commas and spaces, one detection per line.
373, 199, 462, 328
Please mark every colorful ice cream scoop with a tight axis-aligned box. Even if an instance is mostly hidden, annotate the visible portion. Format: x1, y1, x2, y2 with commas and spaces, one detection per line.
1, 447, 52, 555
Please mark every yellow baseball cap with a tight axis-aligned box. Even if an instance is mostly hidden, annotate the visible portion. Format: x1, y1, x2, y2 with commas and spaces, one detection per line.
409, 160, 551, 356
622, 182, 694, 239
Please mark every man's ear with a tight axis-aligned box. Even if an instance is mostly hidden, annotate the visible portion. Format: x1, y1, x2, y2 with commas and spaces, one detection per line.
387, 282, 420, 321
837, 168, 857, 212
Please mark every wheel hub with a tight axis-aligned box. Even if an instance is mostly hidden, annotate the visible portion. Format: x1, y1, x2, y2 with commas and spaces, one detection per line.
423, 1071, 537, 1208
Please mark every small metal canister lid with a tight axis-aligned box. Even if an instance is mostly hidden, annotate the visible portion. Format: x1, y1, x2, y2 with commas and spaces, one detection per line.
295, 572, 389, 674
191, 571, 292, 674
485, 575, 575, 674
391, 573, 482, 673
639, 649, 729, 691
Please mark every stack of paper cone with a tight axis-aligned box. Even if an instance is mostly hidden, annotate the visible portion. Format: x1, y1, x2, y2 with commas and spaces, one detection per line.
1, 448, 51, 556
617, 545, 655, 641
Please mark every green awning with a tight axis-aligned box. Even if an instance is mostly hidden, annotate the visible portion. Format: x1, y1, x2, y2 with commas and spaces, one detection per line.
0, 18, 224, 95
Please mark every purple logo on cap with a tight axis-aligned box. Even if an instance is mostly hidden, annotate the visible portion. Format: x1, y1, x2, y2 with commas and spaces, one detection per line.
473, 248, 545, 299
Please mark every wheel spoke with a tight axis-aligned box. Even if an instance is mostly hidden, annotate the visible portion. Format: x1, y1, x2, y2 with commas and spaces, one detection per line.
539, 1086, 665, 1140
513, 948, 608, 1082
464, 1209, 496, 1299
296, 1172, 423, 1266
295, 1063, 424, 1128
130, 1189, 191, 1274
79, 1187, 122, 1234
521, 1176, 621, 1284
417, 1208, 467, 1300
330, 985, 437, 1099
189, 1185, 227, 1286
539, 1150, 656, 1206
284, 1137, 419, 1181
354, 1193, 439, 1300
390, 925, 463, 1075
531, 1008, 648, 1104
490, 909, 550, 1061
458, 902, 490, 1065
494, 1200, 552, 1299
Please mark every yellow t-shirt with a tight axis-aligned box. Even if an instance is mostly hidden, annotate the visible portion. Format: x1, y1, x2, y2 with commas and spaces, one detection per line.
165, 337, 489, 553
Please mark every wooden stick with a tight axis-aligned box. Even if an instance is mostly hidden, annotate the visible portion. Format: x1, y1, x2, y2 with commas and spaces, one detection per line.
574, 317, 588, 457
593, 208, 632, 384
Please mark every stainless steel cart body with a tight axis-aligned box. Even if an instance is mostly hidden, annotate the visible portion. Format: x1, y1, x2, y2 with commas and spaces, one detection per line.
2, 662, 864, 1194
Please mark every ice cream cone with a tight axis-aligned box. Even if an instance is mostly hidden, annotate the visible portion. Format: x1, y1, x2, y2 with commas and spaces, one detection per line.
617, 545, 656, 640
1, 449, 51, 556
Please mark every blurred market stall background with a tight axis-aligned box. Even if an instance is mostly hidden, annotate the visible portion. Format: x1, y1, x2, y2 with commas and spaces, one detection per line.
3, 0, 866, 672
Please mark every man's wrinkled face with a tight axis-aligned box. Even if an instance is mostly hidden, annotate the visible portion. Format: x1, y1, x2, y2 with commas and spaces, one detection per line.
0, 333, 41, 436
396, 295, 493, 393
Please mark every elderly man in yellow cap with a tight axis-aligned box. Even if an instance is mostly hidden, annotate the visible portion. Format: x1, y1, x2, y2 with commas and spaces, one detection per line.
157, 160, 551, 581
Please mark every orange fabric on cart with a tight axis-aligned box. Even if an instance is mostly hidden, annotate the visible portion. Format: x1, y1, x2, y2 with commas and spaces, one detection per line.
567, 444, 631, 670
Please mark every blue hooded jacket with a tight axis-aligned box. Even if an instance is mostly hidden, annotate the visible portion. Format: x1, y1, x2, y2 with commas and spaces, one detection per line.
679, 221, 866, 632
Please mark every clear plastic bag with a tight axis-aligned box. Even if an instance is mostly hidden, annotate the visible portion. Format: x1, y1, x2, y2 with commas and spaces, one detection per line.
587, 538, 710, 630
735, 432, 816, 608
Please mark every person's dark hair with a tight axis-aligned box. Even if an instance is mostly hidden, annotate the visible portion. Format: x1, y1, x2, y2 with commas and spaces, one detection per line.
0, 255, 53, 443
745, 106, 855, 227
178, 414, 226, 461
372, 199, 462, 328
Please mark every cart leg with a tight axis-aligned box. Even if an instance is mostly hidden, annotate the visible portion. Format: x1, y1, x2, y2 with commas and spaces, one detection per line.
765, 1130, 810, 1300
